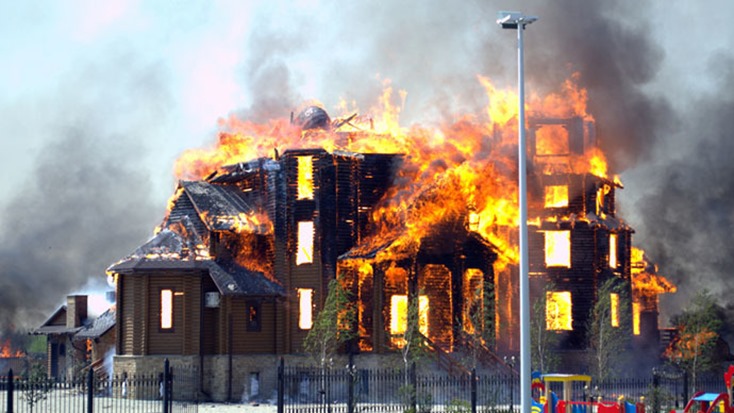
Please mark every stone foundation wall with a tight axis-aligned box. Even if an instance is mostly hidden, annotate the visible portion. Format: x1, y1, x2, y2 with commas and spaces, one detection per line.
114, 353, 409, 403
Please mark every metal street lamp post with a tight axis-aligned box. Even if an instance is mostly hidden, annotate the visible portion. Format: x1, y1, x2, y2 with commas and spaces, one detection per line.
496, 11, 538, 413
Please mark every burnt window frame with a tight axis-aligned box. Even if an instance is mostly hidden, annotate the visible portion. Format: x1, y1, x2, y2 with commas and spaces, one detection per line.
246, 300, 262, 332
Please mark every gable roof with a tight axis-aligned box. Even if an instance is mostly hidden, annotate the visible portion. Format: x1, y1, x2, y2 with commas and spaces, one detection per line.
108, 229, 283, 297
32, 305, 82, 335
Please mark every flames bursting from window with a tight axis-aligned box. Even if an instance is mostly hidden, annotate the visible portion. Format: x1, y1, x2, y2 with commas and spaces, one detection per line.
609, 233, 618, 269
389, 295, 429, 347
544, 185, 569, 208
544, 230, 571, 268
610, 293, 620, 327
297, 156, 314, 200
546, 291, 573, 331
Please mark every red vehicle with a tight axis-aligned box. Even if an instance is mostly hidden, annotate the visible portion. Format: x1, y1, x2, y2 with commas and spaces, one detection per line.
683, 366, 734, 413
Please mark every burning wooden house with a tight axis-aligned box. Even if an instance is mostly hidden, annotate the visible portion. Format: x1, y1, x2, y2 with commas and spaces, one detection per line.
106, 82, 674, 400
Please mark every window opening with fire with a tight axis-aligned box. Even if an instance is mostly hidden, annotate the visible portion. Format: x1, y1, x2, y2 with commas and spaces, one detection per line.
632, 302, 640, 335
609, 233, 618, 269
535, 125, 570, 156
296, 221, 314, 265
297, 156, 314, 200
610, 293, 619, 327
545, 230, 571, 268
390, 294, 429, 347
297, 288, 313, 330
546, 291, 573, 331
544, 185, 569, 208
247, 301, 261, 332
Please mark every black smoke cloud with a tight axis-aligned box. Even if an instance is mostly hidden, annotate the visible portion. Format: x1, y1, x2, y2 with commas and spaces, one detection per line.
0, 52, 166, 332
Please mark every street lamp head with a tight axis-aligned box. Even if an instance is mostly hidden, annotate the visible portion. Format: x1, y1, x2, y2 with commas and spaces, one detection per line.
496, 11, 538, 29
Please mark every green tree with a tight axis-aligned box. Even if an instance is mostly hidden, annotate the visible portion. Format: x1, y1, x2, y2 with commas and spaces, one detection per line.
531, 284, 560, 373
664, 289, 723, 386
463, 282, 496, 369
303, 277, 356, 369
22, 358, 53, 413
587, 278, 631, 381
400, 290, 431, 383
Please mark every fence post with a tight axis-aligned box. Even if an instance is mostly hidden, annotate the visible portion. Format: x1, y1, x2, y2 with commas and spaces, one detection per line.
683, 371, 689, 404
87, 368, 94, 413
7, 369, 13, 413
471, 368, 477, 413
163, 359, 170, 413
348, 352, 355, 413
277, 357, 284, 413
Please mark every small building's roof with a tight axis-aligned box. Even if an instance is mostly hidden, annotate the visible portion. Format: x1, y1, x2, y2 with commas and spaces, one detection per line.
75, 307, 116, 340
32, 305, 83, 336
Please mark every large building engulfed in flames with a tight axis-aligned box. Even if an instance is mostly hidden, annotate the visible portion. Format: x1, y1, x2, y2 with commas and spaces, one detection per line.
107, 91, 675, 400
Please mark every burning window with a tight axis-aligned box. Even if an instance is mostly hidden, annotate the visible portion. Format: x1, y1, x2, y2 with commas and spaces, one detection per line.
609, 233, 618, 269
296, 221, 314, 265
463, 268, 484, 334
546, 291, 572, 331
544, 185, 569, 208
160, 289, 173, 330
297, 288, 313, 330
544, 230, 571, 268
596, 184, 611, 215
390, 295, 429, 341
247, 301, 261, 332
610, 293, 619, 327
297, 156, 314, 200
535, 124, 569, 156
632, 302, 640, 335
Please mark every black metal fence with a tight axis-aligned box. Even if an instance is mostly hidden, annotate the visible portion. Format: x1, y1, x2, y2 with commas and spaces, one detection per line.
279, 360, 729, 413
2, 359, 198, 413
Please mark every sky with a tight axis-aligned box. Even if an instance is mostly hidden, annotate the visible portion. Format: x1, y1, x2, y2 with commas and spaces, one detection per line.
1, 0, 733, 331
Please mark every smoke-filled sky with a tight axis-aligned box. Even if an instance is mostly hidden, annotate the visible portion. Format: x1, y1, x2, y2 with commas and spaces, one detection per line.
1, 0, 732, 332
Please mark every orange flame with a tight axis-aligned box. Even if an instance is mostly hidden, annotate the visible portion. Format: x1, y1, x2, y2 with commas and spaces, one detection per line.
0, 339, 25, 358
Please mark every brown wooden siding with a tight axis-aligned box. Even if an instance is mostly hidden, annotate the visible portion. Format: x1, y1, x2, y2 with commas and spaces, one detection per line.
145, 272, 202, 356
229, 298, 276, 353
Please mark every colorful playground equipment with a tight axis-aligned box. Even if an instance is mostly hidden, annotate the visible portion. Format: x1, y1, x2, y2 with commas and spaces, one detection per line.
683, 366, 734, 413
532, 373, 645, 413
